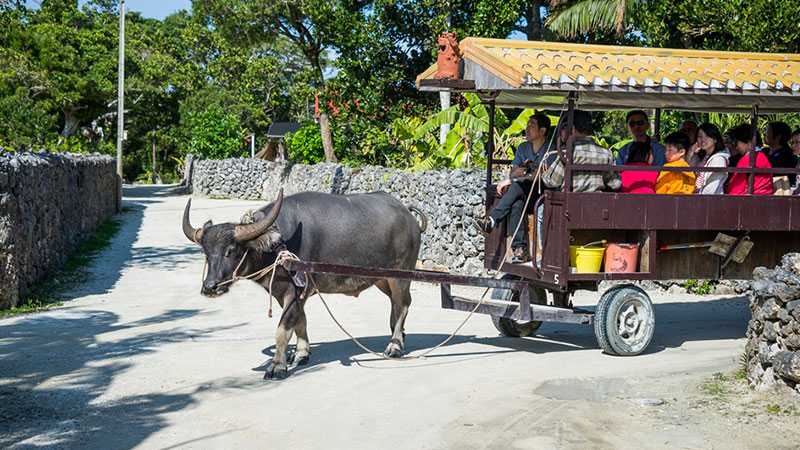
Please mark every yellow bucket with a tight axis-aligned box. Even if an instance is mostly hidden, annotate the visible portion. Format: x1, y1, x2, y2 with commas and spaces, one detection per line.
575, 246, 605, 273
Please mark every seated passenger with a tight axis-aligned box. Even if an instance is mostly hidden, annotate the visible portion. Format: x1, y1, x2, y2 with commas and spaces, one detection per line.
682, 120, 705, 166
791, 128, 800, 160
542, 109, 620, 192
695, 123, 730, 194
765, 121, 798, 185
655, 132, 696, 194
615, 110, 667, 166
725, 124, 774, 195
620, 142, 658, 194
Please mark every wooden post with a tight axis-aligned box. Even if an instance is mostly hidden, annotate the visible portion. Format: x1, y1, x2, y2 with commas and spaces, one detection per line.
654, 108, 662, 142
748, 105, 759, 194
564, 93, 576, 193
486, 98, 496, 193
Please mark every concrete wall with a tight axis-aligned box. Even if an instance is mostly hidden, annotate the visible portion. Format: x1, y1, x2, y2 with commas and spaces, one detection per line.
0, 152, 118, 309
191, 158, 487, 274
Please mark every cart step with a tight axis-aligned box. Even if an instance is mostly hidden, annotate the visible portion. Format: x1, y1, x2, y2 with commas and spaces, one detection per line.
445, 295, 593, 325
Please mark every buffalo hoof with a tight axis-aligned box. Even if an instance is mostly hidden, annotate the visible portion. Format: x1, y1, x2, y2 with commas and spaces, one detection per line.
263, 361, 289, 380
287, 352, 310, 366
383, 342, 404, 358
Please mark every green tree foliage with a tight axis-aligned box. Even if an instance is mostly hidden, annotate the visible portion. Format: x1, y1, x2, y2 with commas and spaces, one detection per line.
288, 123, 326, 165
4, 0, 800, 179
632, 0, 800, 53
184, 106, 245, 160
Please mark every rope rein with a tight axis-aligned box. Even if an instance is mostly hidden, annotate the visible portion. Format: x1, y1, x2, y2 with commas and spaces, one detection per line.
203, 106, 567, 360
202, 248, 500, 360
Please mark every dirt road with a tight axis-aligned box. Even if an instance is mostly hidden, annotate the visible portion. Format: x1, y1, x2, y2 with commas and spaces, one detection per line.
1, 185, 789, 449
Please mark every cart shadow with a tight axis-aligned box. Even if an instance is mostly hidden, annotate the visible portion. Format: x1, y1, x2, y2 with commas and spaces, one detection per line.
256, 332, 590, 378
254, 295, 750, 378
535, 295, 751, 355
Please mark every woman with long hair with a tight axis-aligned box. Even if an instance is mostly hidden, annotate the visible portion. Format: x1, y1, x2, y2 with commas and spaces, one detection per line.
695, 123, 730, 194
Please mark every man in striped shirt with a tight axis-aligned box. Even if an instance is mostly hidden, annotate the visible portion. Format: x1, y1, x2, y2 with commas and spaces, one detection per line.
543, 110, 621, 192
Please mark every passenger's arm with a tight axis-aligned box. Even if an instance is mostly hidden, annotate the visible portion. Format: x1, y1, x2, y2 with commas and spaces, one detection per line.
542, 157, 564, 188
602, 153, 621, 191
509, 164, 527, 179
700, 155, 727, 194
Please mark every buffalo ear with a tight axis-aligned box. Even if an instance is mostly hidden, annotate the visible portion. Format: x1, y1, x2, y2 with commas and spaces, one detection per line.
245, 225, 283, 253
203, 220, 212, 228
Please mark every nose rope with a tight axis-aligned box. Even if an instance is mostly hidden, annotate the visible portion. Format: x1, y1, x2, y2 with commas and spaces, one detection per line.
208, 249, 282, 317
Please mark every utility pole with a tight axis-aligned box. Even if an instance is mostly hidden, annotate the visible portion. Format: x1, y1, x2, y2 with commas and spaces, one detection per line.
116, 0, 125, 179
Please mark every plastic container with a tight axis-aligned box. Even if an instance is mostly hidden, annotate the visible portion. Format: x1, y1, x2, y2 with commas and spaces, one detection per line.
575, 246, 605, 273
604, 243, 640, 273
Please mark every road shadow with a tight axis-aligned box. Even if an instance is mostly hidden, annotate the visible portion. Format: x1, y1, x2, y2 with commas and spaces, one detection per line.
64, 185, 195, 298
0, 308, 241, 449
124, 183, 187, 198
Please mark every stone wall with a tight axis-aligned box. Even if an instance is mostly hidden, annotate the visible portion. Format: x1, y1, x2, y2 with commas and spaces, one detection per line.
0, 152, 118, 309
191, 158, 487, 274
745, 254, 800, 394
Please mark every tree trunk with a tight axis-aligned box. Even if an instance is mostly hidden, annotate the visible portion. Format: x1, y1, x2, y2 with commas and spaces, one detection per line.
318, 111, 337, 162
526, 2, 544, 40
151, 135, 159, 184
61, 107, 80, 137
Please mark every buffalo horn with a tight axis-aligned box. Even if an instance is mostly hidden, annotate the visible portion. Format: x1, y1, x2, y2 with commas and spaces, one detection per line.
234, 188, 284, 242
182, 199, 202, 243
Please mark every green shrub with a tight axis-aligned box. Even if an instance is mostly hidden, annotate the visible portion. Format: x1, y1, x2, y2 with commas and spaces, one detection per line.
287, 123, 325, 164
185, 106, 245, 159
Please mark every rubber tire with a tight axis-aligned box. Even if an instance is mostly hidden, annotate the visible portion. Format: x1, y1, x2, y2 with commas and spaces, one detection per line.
594, 284, 655, 356
490, 276, 547, 338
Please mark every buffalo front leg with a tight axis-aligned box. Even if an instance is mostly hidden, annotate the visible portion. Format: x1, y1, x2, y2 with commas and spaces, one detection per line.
384, 279, 412, 358
289, 298, 310, 366
265, 288, 297, 380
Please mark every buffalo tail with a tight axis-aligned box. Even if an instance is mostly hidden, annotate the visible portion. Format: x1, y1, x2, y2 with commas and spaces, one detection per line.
408, 206, 428, 233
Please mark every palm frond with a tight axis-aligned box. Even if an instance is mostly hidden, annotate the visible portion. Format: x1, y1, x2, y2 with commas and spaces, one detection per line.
547, 0, 633, 38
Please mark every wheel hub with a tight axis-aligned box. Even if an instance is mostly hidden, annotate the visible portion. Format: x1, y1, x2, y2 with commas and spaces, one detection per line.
617, 302, 643, 343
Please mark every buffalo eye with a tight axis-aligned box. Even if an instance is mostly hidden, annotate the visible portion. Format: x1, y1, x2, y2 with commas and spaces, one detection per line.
224, 246, 235, 258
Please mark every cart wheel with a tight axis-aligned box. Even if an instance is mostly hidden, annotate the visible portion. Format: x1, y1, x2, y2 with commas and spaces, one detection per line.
594, 285, 655, 356
490, 276, 546, 338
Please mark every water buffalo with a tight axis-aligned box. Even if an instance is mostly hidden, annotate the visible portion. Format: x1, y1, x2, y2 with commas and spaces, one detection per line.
182, 190, 426, 379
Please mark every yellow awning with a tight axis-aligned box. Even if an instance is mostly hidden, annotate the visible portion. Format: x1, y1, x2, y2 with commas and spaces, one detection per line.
416, 38, 800, 112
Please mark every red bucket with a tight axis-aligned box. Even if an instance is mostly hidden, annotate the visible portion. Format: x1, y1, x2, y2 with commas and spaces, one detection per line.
604, 243, 639, 273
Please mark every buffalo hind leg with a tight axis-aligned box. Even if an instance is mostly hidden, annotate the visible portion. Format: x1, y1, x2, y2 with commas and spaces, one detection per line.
375, 279, 396, 334
265, 288, 298, 380
384, 279, 412, 358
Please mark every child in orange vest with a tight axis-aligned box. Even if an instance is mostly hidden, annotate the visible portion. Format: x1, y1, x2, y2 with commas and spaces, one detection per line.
655, 132, 696, 194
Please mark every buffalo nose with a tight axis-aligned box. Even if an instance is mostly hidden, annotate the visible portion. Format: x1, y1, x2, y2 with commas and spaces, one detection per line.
202, 280, 218, 294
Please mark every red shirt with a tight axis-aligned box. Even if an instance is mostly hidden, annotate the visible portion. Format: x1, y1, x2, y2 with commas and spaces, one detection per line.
726, 151, 774, 195
621, 162, 658, 194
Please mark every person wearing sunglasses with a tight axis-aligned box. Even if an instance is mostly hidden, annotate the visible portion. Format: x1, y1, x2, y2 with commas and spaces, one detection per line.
615, 110, 667, 166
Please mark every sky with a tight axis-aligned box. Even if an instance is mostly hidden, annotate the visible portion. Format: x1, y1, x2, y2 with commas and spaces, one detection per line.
26, 0, 192, 20
113, 0, 191, 19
